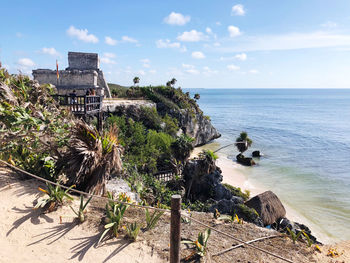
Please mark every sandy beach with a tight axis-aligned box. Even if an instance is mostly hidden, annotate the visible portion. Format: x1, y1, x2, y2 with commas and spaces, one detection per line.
190, 146, 334, 244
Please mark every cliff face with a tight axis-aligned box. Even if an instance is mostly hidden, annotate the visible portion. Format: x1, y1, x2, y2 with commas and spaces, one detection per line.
174, 108, 221, 146
102, 99, 220, 146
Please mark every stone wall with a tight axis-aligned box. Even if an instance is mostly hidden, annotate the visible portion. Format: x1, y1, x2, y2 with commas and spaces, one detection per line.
32, 52, 112, 98
67, 52, 99, 70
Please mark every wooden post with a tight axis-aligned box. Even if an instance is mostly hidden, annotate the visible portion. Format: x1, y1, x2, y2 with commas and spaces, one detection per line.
170, 194, 181, 263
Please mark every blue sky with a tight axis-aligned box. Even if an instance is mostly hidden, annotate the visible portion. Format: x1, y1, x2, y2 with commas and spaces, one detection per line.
1, 0, 350, 88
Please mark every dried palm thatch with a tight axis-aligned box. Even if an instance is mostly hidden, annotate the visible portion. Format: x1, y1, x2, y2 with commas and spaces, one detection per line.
58, 121, 123, 195
245, 191, 286, 225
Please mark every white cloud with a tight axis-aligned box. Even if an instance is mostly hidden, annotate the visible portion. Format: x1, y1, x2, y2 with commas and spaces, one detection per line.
104, 52, 116, 58
122, 36, 138, 43
105, 36, 117, 45
138, 70, 146, 76
216, 21, 222, 26
181, 63, 199, 74
227, 64, 240, 71
177, 30, 206, 42
213, 42, 221, 47
17, 58, 35, 67
235, 53, 247, 61
232, 4, 245, 16
182, 63, 195, 69
66, 26, 98, 43
191, 51, 205, 59
228, 26, 241, 37
164, 12, 190, 26
321, 21, 338, 29
41, 47, 60, 56
206, 27, 213, 34
149, 69, 157, 74
140, 58, 150, 63
100, 57, 116, 64
156, 39, 186, 52
186, 68, 200, 75
203, 66, 218, 75
249, 69, 259, 74
217, 31, 350, 52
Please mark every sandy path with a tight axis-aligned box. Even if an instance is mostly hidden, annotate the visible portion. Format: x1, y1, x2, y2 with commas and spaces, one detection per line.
0, 169, 163, 263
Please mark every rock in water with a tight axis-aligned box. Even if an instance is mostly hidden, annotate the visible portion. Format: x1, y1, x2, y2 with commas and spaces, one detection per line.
252, 150, 261, 157
236, 154, 256, 166
245, 191, 286, 225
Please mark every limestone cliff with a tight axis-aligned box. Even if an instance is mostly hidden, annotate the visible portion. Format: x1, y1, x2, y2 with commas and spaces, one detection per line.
103, 98, 220, 146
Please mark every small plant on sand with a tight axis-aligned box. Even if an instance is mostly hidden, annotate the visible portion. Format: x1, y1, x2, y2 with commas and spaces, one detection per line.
302, 231, 314, 247
182, 228, 211, 257
126, 222, 141, 241
145, 208, 165, 230
69, 194, 93, 223
218, 212, 243, 224
181, 209, 192, 225
286, 227, 303, 244
35, 183, 74, 212
99, 192, 131, 243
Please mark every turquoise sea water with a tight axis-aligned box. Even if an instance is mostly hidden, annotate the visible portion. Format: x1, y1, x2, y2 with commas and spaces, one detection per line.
188, 89, 350, 242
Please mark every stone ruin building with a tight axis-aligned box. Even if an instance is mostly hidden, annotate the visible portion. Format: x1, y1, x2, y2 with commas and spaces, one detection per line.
32, 52, 111, 97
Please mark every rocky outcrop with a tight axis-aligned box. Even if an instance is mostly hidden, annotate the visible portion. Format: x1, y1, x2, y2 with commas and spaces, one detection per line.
236, 154, 256, 166
252, 150, 261, 157
174, 109, 221, 146
245, 191, 286, 226
104, 99, 221, 146
183, 156, 263, 225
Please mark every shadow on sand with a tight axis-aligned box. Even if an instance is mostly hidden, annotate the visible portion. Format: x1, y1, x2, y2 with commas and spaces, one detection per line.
6, 205, 53, 237
70, 233, 132, 262
28, 221, 77, 246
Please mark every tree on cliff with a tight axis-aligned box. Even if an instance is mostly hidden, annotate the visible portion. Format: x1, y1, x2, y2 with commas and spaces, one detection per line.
194, 93, 200, 100
235, 131, 252, 153
170, 78, 177, 87
133, 76, 140, 86
166, 81, 171, 87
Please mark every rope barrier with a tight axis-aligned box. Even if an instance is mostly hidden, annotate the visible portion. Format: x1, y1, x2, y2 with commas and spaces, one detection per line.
181, 213, 294, 263
1, 159, 294, 263
0, 159, 169, 213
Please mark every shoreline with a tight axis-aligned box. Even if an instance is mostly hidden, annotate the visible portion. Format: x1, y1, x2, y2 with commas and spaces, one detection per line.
191, 146, 333, 244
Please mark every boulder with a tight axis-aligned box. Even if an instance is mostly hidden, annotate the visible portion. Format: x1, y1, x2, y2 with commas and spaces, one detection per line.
236, 154, 256, 166
252, 150, 261, 157
245, 191, 286, 225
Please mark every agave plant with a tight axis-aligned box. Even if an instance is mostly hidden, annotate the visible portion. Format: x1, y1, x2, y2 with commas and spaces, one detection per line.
126, 222, 141, 241
182, 228, 211, 257
69, 194, 93, 223
57, 121, 123, 195
35, 182, 74, 212
99, 192, 131, 243
286, 227, 303, 244
145, 208, 164, 230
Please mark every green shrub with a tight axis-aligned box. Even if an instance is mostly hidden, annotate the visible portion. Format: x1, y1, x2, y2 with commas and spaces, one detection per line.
199, 150, 218, 161
222, 183, 250, 201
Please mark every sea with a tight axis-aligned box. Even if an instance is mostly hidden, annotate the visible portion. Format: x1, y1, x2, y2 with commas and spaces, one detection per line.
187, 88, 350, 243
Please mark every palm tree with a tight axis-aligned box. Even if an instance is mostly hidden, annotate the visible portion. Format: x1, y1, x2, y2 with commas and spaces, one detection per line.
166, 81, 171, 87
235, 131, 252, 154
133, 76, 140, 86
57, 121, 123, 195
194, 93, 200, 100
170, 78, 177, 87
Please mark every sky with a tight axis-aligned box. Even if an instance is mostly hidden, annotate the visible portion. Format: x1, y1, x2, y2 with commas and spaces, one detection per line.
1, 0, 350, 89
